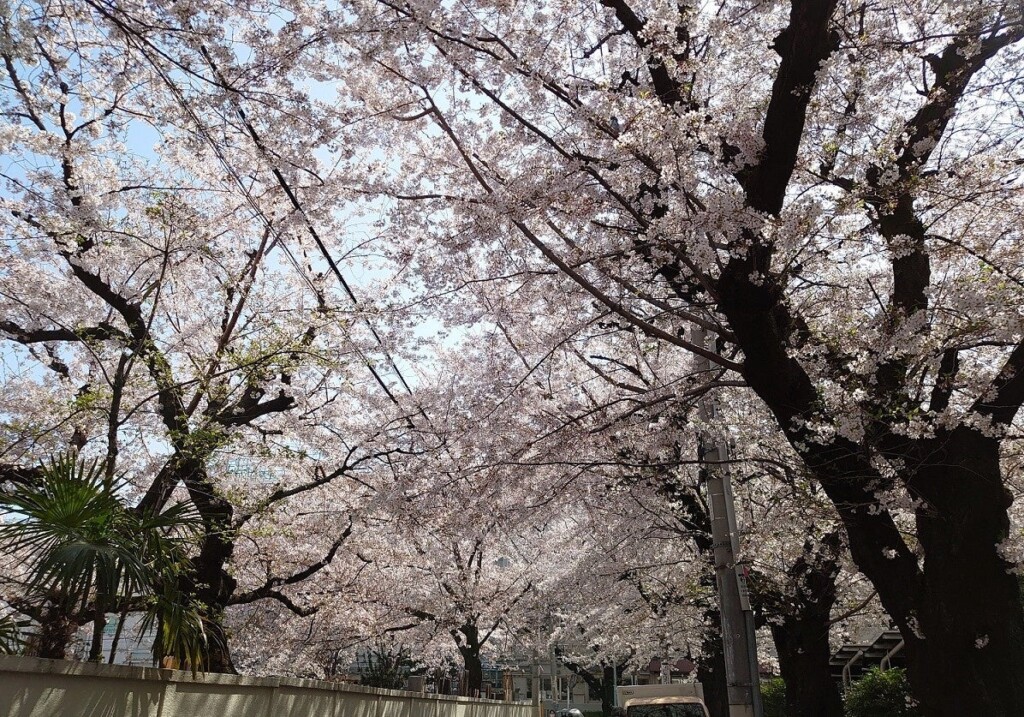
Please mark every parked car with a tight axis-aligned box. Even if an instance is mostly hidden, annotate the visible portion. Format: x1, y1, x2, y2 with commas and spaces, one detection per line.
616, 683, 710, 717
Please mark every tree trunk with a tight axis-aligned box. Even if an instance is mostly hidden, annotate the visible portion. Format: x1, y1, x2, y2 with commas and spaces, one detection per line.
771, 617, 841, 717
192, 562, 237, 674
763, 532, 843, 717
88, 597, 106, 662
32, 603, 75, 659
460, 647, 483, 697
896, 428, 1024, 717
457, 623, 483, 696
108, 606, 129, 664
202, 614, 235, 674
696, 620, 729, 717
600, 664, 617, 717
182, 456, 238, 674
787, 428, 1024, 717
172, 521, 237, 672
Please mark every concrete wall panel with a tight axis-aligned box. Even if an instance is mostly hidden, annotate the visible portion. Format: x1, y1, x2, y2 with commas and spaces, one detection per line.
161, 682, 270, 717
0, 656, 533, 717
335, 695, 378, 717
272, 684, 338, 717
0, 672, 163, 717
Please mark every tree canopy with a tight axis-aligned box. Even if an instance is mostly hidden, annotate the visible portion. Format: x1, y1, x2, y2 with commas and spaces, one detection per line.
2, 2, 1024, 716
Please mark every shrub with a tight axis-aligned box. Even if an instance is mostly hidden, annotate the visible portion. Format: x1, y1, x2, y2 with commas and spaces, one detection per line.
359, 642, 416, 689
760, 677, 787, 717
844, 668, 920, 717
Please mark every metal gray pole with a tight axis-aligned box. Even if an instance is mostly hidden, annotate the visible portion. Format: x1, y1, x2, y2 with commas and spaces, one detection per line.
612, 664, 618, 707
532, 652, 541, 712
693, 327, 764, 717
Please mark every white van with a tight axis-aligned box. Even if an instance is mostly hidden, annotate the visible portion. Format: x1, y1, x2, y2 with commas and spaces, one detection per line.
616, 683, 711, 717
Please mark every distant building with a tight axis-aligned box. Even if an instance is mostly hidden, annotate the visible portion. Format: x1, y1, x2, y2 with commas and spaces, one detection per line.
497, 652, 697, 713
830, 629, 905, 687
69, 613, 156, 666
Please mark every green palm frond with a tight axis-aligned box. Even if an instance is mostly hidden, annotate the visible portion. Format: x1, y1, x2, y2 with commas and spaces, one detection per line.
0, 613, 29, 655
139, 582, 210, 675
1, 456, 144, 603
0, 453, 202, 664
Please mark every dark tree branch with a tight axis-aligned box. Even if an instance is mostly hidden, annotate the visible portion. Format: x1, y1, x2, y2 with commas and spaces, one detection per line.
929, 348, 960, 414
262, 590, 318, 618
0, 320, 128, 345
214, 389, 295, 427
867, 20, 1024, 329
0, 463, 43, 490
229, 520, 353, 607
599, 0, 691, 107
739, 0, 840, 215
974, 341, 1024, 425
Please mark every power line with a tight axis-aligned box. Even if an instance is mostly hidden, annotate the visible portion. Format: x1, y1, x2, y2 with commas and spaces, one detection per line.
194, 44, 427, 416
129, 24, 410, 409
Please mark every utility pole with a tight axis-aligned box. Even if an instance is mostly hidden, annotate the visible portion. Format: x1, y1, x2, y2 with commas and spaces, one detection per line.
693, 327, 763, 717
532, 652, 541, 717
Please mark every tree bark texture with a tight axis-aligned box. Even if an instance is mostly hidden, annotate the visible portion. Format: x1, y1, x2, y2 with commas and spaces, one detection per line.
696, 626, 729, 717
457, 623, 484, 696
32, 603, 75, 660
763, 532, 843, 717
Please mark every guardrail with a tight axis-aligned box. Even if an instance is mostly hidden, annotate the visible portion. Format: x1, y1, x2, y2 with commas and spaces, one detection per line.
0, 655, 537, 717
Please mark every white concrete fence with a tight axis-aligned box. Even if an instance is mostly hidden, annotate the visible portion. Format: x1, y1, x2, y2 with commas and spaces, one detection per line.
0, 655, 538, 717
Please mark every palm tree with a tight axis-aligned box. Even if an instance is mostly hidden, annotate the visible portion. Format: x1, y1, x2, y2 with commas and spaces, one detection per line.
141, 576, 210, 671
0, 612, 27, 654
0, 454, 202, 664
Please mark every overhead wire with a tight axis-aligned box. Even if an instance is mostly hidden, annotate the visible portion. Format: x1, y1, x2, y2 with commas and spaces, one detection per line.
192, 39, 433, 422
105, 6, 481, 483
117, 17, 410, 409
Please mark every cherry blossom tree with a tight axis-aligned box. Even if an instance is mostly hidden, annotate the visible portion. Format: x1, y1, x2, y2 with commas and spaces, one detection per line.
336, 402, 560, 695
542, 486, 706, 717
5, 4, 1024, 715
326, 1, 1024, 713
403, 304, 866, 716
0, 0, 415, 671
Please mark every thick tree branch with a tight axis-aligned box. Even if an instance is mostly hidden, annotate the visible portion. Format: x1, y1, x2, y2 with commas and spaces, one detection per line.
261, 590, 317, 618
929, 348, 960, 414
739, 0, 840, 215
0, 320, 128, 345
600, 0, 690, 107
214, 389, 295, 427
229, 520, 353, 608
974, 341, 1024, 425
871, 23, 1023, 318
865, 19, 1024, 423
0, 463, 43, 491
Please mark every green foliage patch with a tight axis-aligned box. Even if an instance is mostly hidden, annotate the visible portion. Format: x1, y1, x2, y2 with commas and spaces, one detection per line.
844, 668, 920, 717
760, 677, 787, 717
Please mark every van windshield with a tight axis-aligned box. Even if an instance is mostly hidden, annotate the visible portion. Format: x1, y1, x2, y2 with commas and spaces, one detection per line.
626, 706, 707, 717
